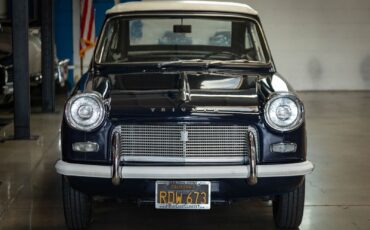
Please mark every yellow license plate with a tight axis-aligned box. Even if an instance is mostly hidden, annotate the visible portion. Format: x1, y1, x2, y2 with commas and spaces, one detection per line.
155, 181, 211, 209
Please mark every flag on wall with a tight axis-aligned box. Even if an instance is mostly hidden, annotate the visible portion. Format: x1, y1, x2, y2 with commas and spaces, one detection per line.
80, 0, 96, 69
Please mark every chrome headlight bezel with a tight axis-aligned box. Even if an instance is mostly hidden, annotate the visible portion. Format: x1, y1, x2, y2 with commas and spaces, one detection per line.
264, 93, 304, 132
65, 92, 106, 132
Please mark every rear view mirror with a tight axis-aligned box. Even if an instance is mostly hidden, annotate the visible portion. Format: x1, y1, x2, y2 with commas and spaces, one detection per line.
173, 25, 191, 33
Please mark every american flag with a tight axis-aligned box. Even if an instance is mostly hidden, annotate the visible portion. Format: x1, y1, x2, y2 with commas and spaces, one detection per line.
80, 0, 96, 58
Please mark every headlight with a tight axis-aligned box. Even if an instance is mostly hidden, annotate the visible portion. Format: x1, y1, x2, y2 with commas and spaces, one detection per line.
264, 93, 304, 132
65, 92, 106, 131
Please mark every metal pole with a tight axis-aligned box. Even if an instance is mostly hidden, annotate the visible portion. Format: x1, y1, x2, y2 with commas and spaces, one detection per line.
41, 0, 55, 112
12, 0, 30, 139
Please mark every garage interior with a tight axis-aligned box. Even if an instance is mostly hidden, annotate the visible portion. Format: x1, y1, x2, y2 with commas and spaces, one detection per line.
0, 0, 370, 229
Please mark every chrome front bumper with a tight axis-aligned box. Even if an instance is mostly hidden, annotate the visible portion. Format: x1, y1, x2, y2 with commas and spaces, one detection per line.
57, 127, 314, 185
55, 160, 314, 180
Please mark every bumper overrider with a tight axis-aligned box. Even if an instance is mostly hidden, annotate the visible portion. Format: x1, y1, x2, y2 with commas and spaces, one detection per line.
56, 128, 314, 184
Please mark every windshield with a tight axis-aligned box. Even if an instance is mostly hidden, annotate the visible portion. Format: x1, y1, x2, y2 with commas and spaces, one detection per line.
95, 16, 269, 64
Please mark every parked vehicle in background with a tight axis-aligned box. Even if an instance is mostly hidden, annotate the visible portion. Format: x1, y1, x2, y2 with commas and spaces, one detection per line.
0, 25, 69, 105
56, 1, 314, 229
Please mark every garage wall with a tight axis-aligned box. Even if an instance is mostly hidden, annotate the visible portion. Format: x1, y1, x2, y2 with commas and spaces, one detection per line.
241, 0, 370, 90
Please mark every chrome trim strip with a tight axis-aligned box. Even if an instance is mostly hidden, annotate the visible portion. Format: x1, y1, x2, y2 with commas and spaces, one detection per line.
55, 160, 314, 179
191, 94, 257, 98
122, 156, 246, 163
111, 131, 121, 185
248, 131, 257, 185
247, 126, 259, 162
192, 106, 259, 114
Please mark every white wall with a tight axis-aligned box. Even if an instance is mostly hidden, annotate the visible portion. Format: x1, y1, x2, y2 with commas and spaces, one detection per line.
244, 0, 370, 90
146, 0, 370, 90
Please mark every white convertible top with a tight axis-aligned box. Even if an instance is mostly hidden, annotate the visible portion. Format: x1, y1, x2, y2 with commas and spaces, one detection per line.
106, 1, 258, 16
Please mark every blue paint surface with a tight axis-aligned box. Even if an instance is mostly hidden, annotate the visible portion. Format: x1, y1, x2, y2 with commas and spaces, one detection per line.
94, 0, 115, 36
54, 0, 74, 91
54, 0, 73, 61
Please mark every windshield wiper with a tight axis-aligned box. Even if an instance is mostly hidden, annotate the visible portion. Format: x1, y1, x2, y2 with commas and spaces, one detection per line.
157, 59, 204, 68
157, 58, 263, 68
223, 59, 260, 63
203, 51, 240, 59
213, 59, 265, 65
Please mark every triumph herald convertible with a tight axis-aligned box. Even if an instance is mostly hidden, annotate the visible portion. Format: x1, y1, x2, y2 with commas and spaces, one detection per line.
56, 1, 314, 229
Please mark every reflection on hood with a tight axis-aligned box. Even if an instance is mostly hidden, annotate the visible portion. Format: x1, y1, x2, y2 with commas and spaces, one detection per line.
108, 71, 255, 91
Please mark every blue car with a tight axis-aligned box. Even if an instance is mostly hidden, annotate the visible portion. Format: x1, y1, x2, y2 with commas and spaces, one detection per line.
56, 1, 314, 229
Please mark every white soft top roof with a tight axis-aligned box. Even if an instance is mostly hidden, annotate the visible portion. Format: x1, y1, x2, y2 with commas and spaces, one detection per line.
107, 1, 258, 16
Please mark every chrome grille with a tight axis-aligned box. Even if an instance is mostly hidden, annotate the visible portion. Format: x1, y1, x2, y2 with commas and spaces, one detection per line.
120, 124, 252, 163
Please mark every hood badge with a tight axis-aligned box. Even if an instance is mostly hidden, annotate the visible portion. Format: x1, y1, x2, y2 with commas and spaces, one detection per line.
149, 106, 259, 114
150, 107, 188, 113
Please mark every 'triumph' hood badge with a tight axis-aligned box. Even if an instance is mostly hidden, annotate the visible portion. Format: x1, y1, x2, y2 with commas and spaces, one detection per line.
149, 106, 259, 114
150, 107, 188, 112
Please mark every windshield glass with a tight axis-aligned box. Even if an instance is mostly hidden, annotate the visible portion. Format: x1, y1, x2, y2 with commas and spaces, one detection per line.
95, 16, 269, 64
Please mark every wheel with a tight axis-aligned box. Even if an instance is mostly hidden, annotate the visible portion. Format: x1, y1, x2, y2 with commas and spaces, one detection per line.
62, 176, 92, 230
273, 178, 305, 229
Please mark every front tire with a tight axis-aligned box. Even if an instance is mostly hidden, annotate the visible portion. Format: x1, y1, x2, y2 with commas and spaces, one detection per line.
273, 179, 305, 229
62, 176, 92, 230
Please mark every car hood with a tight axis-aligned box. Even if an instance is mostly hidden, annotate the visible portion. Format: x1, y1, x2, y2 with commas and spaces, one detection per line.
94, 71, 260, 117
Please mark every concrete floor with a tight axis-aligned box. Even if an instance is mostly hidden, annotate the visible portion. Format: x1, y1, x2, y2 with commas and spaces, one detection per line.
0, 92, 369, 229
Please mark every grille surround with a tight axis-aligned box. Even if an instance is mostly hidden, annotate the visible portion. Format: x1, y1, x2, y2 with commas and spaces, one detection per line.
119, 123, 257, 164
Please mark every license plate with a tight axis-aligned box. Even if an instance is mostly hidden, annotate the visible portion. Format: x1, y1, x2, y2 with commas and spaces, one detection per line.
155, 181, 211, 210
